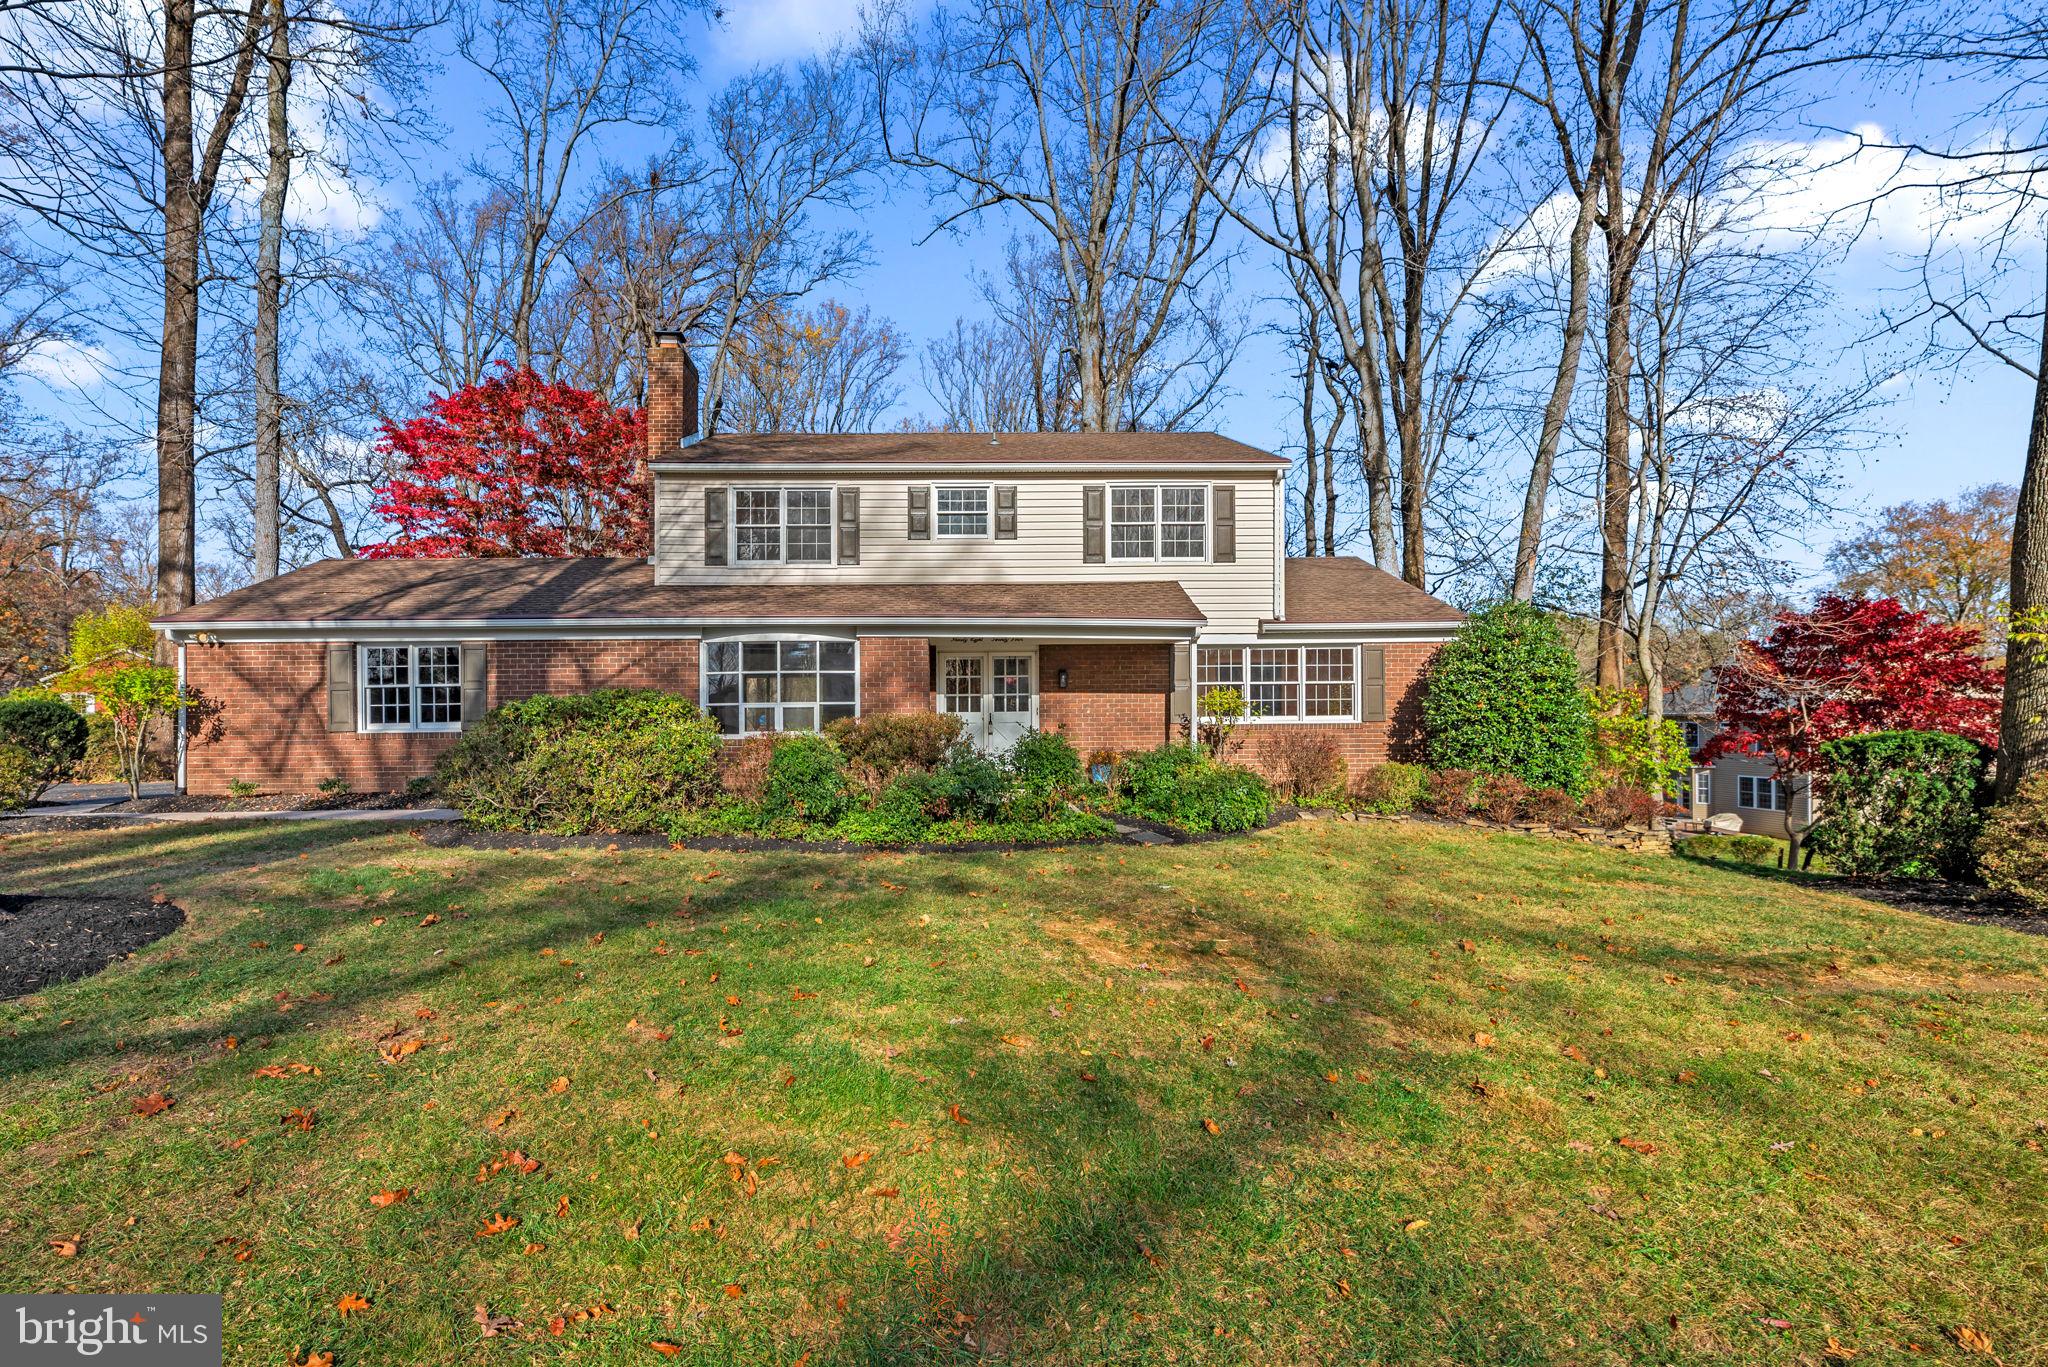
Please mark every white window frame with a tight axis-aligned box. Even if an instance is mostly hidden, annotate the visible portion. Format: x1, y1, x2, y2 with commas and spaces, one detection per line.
1195, 644, 1358, 723
1737, 775, 1788, 811
1109, 483, 1209, 563
700, 635, 860, 738
933, 484, 994, 540
359, 643, 464, 734
729, 485, 835, 566
1691, 767, 1712, 806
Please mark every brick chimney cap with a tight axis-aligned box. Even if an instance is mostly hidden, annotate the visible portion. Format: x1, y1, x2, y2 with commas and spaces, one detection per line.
653, 329, 686, 347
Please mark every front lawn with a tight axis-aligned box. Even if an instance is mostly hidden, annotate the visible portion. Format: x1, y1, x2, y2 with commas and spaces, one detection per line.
1, 818, 2043, 1364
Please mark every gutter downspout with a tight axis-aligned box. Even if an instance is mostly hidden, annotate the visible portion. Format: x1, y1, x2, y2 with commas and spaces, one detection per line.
175, 639, 188, 795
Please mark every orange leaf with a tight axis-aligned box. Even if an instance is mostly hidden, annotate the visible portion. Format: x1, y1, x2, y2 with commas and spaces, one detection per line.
1201, 1117, 1221, 1135
722, 1284, 744, 1299
132, 1093, 174, 1118
370, 1188, 409, 1208
488, 1106, 517, 1129
47, 1237, 79, 1257
1615, 1135, 1660, 1155
476, 1213, 520, 1237
548, 1076, 570, 1094
651, 1343, 682, 1357
336, 1293, 371, 1316
948, 1104, 967, 1125
842, 1151, 871, 1169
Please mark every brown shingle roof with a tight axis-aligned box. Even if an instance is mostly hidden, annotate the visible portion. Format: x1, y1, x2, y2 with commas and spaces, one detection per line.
656, 431, 1286, 467
155, 557, 1206, 628
1270, 557, 1464, 627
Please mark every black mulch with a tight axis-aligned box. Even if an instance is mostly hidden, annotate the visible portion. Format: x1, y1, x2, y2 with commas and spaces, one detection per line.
412, 822, 1119, 856
0, 892, 186, 1000
89, 791, 436, 814
1831, 877, 2046, 937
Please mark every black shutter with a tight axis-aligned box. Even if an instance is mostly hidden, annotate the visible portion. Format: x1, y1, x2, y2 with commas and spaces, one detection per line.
326, 644, 356, 732
837, 487, 861, 564
1361, 647, 1385, 721
703, 487, 728, 566
1211, 485, 1235, 563
461, 643, 488, 724
907, 486, 930, 539
1082, 484, 1106, 563
994, 485, 1018, 539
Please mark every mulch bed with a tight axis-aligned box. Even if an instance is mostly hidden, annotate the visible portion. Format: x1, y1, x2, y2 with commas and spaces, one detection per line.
1831, 877, 2045, 937
87, 791, 437, 814
412, 822, 1123, 856
0, 891, 186, 1000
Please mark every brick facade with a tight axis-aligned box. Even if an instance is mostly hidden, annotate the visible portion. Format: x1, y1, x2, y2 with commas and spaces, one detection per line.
857, 636, 931, 713
182, 638, 697, 795
1039, 642, 1176, 755
1223, 641, 1437, 780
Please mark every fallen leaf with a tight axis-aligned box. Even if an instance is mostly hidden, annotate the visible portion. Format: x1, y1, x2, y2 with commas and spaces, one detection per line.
475, 1213, 520, 1237
336, 1293, 370, 1317
473, 1303, 518, 1337
1472, 1031, 1495, 1047
1950, 1326, 1995, 1355
285, 1351, 335, 1367
722, 1283, 744, 1299
949, 1104, 968, 1125
281, 1107, 317, 1132
488, 1107, 517, 1130
1201, 1117, 1220, 1135
1458, 939, 1476, 953
842, 1151, 871, 1169
370, 1189, 409, 1208
47, 1237, 79, 1257
1615, 1135, 1659, 1155
1401, 1217, 1429, 1233
1823, 1338, 1858, 1361
379, 1038, 422, 1065
621, 1219, 641, 1239
418, 913, 440, 927
132, 1093, 174, 1118
548, 1076, 570, 1094
651, 1343, 682, 1357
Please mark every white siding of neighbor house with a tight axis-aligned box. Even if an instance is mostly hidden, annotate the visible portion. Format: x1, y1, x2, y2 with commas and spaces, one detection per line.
652, 471, 1284, 631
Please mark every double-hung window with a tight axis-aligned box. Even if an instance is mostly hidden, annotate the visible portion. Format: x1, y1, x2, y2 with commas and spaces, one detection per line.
703, 639, 858, 736
360, 644, 462, 732
733, 487, 833, 564
934, 486, 991, 538
1110, 484, 1207, 561
1692, 768, 1712, 806
1737, 775, 1788, 811
1197, 645, 1356, 721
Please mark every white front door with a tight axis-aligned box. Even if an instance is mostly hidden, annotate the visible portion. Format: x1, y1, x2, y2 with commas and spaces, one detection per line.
937, 650, 1038, 754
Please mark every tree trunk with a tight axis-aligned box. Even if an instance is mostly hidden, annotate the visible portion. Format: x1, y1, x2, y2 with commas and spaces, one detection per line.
1512, 181, 1599, 601
252, 0, 291, 582
1596, 237, 1636, 689
1996, 259, 2048, 800
1396, 393, 1426, 588
156, 0, 200, 612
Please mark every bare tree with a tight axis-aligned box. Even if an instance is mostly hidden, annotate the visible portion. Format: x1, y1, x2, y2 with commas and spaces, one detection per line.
868, 0, 1258, 432
721, 300, 906, 433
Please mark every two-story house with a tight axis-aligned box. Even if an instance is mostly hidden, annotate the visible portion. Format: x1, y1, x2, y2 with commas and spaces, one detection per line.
1666, 681, 1816, 838
155, 335, 1465, 794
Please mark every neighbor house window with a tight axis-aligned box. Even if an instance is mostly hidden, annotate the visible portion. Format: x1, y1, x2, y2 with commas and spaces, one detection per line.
1110, 484, 1207, 560
934, 485, 991, 538
1197, 645, 1355, 721
703, 639, 857, 736
1692, 768, 1712, 806
1681, 721, 1704, 751
733, 487, 833, 564
360, 644, 461, 732
1737, 775, 1788, 811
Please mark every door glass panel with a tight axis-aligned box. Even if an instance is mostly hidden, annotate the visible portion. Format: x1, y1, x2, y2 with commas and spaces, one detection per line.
942, 657, 983, 713
991, 656, 1032, 713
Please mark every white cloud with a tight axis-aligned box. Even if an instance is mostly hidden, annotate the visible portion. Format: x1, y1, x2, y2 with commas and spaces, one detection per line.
710, 0, 868, 64
19, 337, 112, 391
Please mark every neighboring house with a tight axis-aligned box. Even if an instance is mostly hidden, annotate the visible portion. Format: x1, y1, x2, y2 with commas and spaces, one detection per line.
1665, 682, 1816, 839
153, 335, 1465, 795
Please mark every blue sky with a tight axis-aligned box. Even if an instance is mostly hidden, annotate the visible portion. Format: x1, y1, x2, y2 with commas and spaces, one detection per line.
12, 0, 2039, 582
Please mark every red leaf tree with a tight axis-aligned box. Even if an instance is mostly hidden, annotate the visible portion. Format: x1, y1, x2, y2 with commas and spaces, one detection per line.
1701, 593, 2005, 776
362, 366, 651, 558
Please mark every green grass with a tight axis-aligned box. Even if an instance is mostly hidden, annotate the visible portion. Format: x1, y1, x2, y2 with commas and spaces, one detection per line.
2, 817, 2045, 1365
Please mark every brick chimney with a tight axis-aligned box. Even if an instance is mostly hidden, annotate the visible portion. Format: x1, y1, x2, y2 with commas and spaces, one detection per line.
646, 330, 699, 459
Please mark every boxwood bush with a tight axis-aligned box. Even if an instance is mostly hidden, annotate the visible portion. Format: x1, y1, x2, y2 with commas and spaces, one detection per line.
1976, 773, 2048, 907
1805, 730, 1989, 879
1423, 601, 1592, 793
761, 732, 853, 824
0, 697, 87, 806
435, 689, 722, 833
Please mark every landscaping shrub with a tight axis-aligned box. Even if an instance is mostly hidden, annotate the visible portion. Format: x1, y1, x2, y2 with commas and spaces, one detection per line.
931, 748, 1010, 821
0, 697, 86, 800
1007, 728, 1083, 799
1119, 744, 1206, 810
1582, 780, 1657, 829
1975, 773, 2048, 908
1263, 728, 1347, 803
761, 732, 853, 824
718, 736, 775, 803
1421, 768, 1480, 817
1804, 730, 1989, 880
1479, 773, 1528, 825
1353, 761, 1427, 815
826, 713, 963, 789
831, 772, 942, 843
0, 743, 41, 810
1422, 601, 1592, 793
1524, 786, 1578, 826
1116, 743, 1272, 833
1586, 686, 1692, 794
436, 689, 722, 833
1679, 833, 1783, 867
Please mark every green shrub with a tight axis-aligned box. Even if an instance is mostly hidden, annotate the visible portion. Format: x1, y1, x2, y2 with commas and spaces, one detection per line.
1421, 768, 1480, 817
0, 742, 41, 810
831, 772, 944, 843
0, 697, 86, 796
227, 778, 260, 799
1586, 686, 1692, 793
1679, 833, 1784, 867
1423, 601, 1592, 793
932, 748, 1010, 820
1117, 744, 1272, 833
825, 713, 963, 779
1007, 729, 1083, 799
1973, 773, 2048, 908
1118, 744, 1208, 810
1804, 731, 1989, 880
761, 732, 852, 824
437, 689, 723, 833
1353, 762, 1427, 814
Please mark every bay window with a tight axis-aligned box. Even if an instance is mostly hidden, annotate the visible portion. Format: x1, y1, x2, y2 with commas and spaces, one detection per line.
703, 638, 858, 736
361, 644, 462, 732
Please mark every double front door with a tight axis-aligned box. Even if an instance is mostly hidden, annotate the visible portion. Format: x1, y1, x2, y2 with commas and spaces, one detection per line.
938, 650, 1038, 754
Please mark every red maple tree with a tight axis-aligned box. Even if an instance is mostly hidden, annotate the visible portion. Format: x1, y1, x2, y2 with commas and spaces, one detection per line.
1700, 593, 2004, 775
362, 366, 651, 558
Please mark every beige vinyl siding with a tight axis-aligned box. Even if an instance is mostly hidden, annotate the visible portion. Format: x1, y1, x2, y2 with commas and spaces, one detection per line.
654, 472, 1283, 631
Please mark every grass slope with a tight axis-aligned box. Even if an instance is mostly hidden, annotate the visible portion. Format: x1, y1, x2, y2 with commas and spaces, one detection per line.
0, 818, 2043, 1365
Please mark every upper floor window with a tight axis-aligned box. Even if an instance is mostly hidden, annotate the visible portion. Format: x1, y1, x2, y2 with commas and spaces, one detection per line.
734, 487, 832, 564
935, 485, 991, 538
1111, 484, 1207, 561
1681, 720, 1704, 751
703, 638, 858, 736
361, 644, 461, 732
